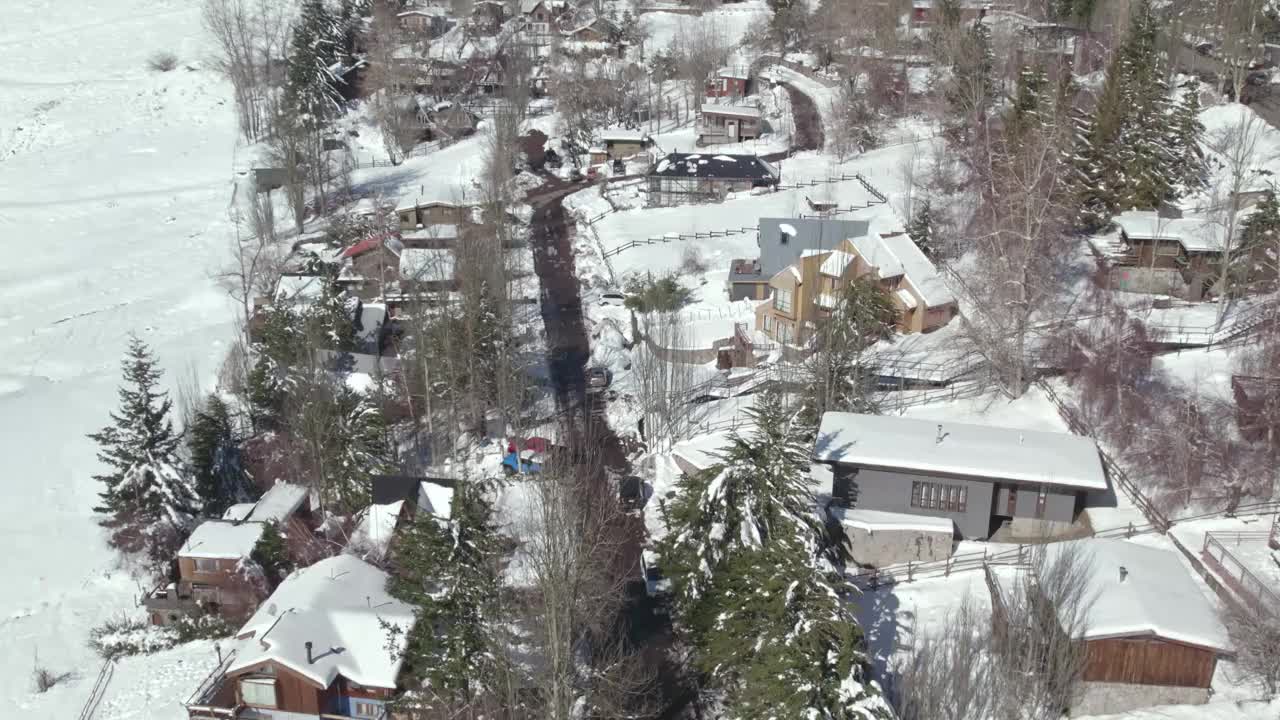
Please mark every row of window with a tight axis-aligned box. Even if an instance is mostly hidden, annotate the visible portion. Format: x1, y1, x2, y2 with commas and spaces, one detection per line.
910, 481, 968, 513
240, 678, 383, 718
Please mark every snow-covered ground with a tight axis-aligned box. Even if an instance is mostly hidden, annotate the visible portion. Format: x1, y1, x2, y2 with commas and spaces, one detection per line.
0, 0, 240, 715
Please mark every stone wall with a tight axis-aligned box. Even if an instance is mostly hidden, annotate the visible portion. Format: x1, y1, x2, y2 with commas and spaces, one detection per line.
842, 526, 954, 567
1070, 681, 1209, 717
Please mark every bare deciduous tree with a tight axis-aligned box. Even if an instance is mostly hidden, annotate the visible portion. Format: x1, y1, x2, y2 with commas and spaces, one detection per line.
1222, 601, 1280, 697
894, 543, 1094, 720
202, 0, 291, 140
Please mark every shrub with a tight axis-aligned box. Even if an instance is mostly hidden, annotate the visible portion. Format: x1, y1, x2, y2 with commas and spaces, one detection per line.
89, 615, 177, 658
624, 273, 693, 314
33, 666, 71, 693
172, 612, 235, 643
147, 51, 179, 72
680, 245, 709, 275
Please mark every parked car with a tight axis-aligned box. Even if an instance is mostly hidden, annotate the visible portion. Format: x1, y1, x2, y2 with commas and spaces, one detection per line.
586, 164, 603, 181
599, 291, 626, 306
544, 148, 562, 168
640, 549, 672, 603
612, 158, 626, 174
586, 366, 612, 392
501, 449, 543, 475
568, 167, 585, 182
618, 475, 645, 511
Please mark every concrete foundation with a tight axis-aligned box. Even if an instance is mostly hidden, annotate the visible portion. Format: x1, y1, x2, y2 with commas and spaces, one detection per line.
1010, 516, 1077, 540
842, 526, 953, 567
1070, 681, 1209, 717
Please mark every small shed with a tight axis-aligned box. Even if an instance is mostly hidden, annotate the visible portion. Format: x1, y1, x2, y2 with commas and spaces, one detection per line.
830, 507, 954, 566
697, 104, 763, 145
987, 539, 1230, 717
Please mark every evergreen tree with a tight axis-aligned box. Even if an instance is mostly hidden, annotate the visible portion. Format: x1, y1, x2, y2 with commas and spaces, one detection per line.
715, 541, 888, 720
250, 520, 295, 591
659, 392, 889, 719
801, 278, 898, 429
88, 335, 198, 555
387, 483, 509, 711
188, 394, 253, 517
1007, 64, 1050, 140
286, 0, 344, 125
1236, 191, 1280, 285
906, 200, 938, 259
295, 380, 392, 514
765, 0, 810, 52
1167, 82, 1207, 195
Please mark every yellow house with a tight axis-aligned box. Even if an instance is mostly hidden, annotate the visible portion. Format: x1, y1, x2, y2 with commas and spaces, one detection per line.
753, 223, 957, 346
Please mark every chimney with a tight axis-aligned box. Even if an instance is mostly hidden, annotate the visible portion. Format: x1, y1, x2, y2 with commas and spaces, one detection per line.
305, 641, 314, 664
1119, 566, 1128, 583
935, 424, 944, 444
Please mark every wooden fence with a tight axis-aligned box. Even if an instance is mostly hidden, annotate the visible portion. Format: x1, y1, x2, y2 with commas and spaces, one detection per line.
1036, 380, 1171, 532
1201, 530, 1280, 613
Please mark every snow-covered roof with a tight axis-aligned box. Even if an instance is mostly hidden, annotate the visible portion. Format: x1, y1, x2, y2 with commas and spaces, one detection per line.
228, 554, 416, 689
402, 224, 459, 242
1113, 210, 1232, 253
180, 521, 264, 560
848, 233, 904, 278
649, 152, 779, 181
222, 503, 256, 522
895, 287, 919, 310
355, 302, 387, 345
718, 66, 750, 80
850, 232, 954, 307
520, 0, 544, 12
1042, 540, 1229, 652
820, 250, 857, 277
400, 248, 455, 283
671, 430, 737, 472
701, 104, 761, 119
348, 500, 405, 561
831, 507, 955, 533
600, 129, 649, 143
418, 481, 454, 519
396, 194, 465, 212
275, 274, 325, 304
244, 482, 308, 524
814, 412, 1108, 491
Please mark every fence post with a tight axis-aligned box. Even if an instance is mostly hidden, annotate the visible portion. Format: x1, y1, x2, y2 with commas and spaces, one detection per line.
1126, 522, 1134, 538
907, 561, 914, 581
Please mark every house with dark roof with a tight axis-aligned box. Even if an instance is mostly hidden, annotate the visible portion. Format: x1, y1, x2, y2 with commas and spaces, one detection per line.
646, 152, 780, 206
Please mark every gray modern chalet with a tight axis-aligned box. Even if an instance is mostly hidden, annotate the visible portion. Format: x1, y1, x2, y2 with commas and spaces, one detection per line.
812, 413, 1110, 539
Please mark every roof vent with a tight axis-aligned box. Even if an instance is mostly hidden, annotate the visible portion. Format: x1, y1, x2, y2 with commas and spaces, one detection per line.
305, 641, 314, 664
935, 424, 949, 445
1119, 566, 1128, 583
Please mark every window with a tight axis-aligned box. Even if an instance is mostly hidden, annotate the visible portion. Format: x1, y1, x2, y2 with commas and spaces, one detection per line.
240, 678, 277, 708
1156, 241, 1182, 257
773, 288, 794, 314
1035, 485, 1048, 519
352, 700, 382, 718
910, 481, 967, 512
193, 558, 220, 573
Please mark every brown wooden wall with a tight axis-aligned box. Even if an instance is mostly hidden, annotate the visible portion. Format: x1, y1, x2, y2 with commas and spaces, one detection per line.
232, 661, 326, 714
1084, 637, 1217, 689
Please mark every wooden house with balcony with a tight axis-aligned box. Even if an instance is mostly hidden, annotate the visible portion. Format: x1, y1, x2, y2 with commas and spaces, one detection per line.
146, 483, 310, 626
185, 554, 416, 720
1091, 211, 1233, 301
697, 104, 763, 145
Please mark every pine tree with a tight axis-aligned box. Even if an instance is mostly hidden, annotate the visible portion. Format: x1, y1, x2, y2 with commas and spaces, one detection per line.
1236, 191, 1280, 285
1167, 82, 1207, 195
188, 394, 252, 517
250, 520, 295, 591
659, 392, 889, 719
1007, 64, 1050, 140
88, 335, 198, 555
286, 0, 343, 125
387, 483, 509, 711
906, 200, 938, 259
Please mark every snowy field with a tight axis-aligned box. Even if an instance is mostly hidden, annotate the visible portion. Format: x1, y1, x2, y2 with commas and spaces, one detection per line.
0, 0, 239, 715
